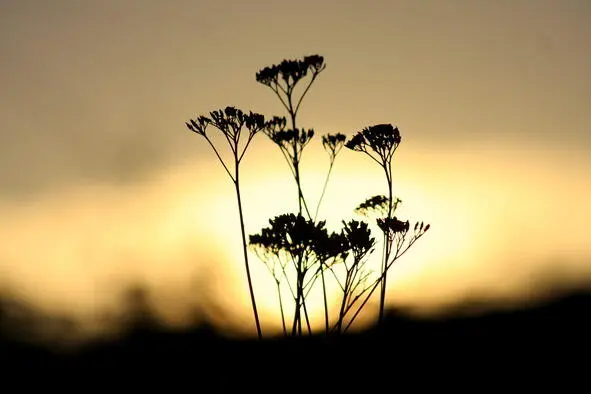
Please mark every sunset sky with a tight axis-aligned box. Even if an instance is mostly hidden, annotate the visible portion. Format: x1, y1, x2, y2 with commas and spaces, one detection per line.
1, 0, 590, 338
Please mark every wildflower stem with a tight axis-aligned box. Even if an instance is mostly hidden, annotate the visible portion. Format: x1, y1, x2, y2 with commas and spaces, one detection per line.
276, 281, 287, 336
294, 72, 319, 117
287, 93, 312, 221
204, 137, 234, 182
234, 175, 263, 340
335, 269, 353, 334
271, 86, 290, 113
321, 265, 329, 335
314, 161, 335, 222
291, 254, 303, 336
344, 232, 425, 332
378, 162, 394, 323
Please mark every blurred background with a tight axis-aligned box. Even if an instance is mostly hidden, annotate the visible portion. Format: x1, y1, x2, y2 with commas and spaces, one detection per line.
1, 0, 590, 343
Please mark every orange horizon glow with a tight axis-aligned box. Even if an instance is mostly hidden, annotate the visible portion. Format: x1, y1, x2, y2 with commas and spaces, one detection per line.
1, 136, 589, 339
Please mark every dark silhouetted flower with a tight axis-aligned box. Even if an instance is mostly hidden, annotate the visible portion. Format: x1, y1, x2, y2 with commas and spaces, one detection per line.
250, 213, 327, 258
186, 106, 266, 143
279, 59, 308, 85
246, 111, 265, 131
413, 221, 431, 233
376, 217, 410, 234
355, 195, 401, 218
256, 54, 326, 91
249, 213, 363, 269
313, 231, 348, 264
322, 133, 346, 162
185, 115, 210, 136
265, 116, 287, 132
255, 64, 280, 87
304, 55, 325, 74
345, 124, 401, 163
264, 126, 315, 157
341, 220, 375, 262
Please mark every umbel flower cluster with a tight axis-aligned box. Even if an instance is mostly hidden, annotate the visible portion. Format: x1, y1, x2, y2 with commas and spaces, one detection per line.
185, 54, 430, 339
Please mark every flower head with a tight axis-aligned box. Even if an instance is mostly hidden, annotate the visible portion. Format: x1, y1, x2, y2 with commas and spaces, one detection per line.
355, 195, 402, 218
185, 115, 210, 136
341, 220, 375, 262
265, 125, 315, 154
250, 213, 329, 260
186, 106, 266, 141
345, 124, 401, 162
322, 133, 346, 162
304, 55, 325, 73
376, 217, 410, 235
256, 54, 326, 89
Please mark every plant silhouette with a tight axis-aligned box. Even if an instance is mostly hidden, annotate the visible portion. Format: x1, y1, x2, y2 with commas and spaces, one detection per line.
186, 107, 266, 339
346, 124, 430, 323
185, 54, 430, 339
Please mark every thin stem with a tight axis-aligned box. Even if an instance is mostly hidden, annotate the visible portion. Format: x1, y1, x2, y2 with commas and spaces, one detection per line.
291, 253, 304, 336
362, 150, 384, 168
328, 264, 345, 292
301, 293, 313, 336
278, 147, 298, 180
335, 269, 353, 334
293, 254, 314, 336
294, 72, 319, 116
314, 161, 335, 222
320, 264, 329, 335
287, 95, 312, 220
279, 258, 297, 302
271, 85, 290, 113
276, 281, 287, 337
378, 164, 393, 323
204, 137, 234, 182
344, 232, 425, 332
234, 175, 263, 340
262, 259, 288, 337
287, 102, 305, 218
294, 159, 303, 217
238, 133, 256, 163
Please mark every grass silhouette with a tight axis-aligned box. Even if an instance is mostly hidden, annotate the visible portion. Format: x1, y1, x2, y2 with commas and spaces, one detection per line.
186, 108, 267, 339
186, 54, 431, 338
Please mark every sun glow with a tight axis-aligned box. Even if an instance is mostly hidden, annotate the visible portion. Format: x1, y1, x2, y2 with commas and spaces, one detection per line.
0, 138, 589, 339
203, 141, 476, 334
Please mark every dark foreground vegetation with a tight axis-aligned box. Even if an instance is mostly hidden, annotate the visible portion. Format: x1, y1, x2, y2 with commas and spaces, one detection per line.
1, 288, 589, 391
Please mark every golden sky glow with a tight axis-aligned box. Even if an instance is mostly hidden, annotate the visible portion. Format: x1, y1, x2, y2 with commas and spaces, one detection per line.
1, 0, 590, 338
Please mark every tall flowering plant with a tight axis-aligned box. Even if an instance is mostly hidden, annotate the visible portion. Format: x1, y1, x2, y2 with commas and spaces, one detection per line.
185, 54, 430, 339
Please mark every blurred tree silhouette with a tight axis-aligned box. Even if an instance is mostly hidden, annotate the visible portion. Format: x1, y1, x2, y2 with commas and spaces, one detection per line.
0, 290, 77, 347
185, 54, 430, 339
119, 286, 162, 334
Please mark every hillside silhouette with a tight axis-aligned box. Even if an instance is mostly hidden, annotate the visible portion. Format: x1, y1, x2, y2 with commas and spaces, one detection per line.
1, 284, 588, 391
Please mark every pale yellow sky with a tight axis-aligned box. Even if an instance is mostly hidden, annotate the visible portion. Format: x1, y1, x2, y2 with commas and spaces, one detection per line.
0, 0, 589, 338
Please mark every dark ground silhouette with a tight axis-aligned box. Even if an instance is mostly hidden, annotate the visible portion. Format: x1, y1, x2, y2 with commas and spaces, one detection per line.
1, 285, 589, 391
